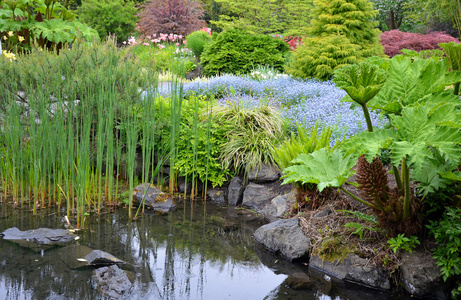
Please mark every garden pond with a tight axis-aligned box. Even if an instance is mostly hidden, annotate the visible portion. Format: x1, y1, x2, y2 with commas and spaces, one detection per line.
0, 199, 413, 300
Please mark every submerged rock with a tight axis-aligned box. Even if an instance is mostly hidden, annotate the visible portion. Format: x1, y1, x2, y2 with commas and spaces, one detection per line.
206, 188, 226, 204
93, 265, 132, 299
309, 254, 390, 291
59, 245, 126, 269
132, 183, 176, 213
253, 218, 310, 261
0, 227, 78, 251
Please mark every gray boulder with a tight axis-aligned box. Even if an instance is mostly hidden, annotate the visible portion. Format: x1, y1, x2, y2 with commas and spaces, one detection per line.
253, 218, 310, 261
400, 250, 446, 298
93, 265, 132, 299
228, 176, 244, 206
248, 164, 281, 183
261, 191, 295, 222
309, 254, 390, 291
132, 183, 176, 213
1, 227, 78, 251
242, 183, 276, 209
206, 188, 226, 204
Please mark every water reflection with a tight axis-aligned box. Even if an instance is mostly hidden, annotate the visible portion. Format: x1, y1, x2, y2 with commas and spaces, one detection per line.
0, 200, 410, 300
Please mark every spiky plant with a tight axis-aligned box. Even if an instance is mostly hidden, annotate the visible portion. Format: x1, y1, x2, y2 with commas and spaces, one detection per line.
356, 155, 390, 212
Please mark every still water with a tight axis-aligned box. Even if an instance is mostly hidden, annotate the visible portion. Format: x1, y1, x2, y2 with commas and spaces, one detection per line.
0, 199, 407, 300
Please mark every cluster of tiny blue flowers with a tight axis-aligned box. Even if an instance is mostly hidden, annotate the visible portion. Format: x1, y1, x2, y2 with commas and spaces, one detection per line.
181, 75, 387, 142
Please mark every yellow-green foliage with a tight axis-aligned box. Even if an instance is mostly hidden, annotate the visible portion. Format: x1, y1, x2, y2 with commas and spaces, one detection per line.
286, 34, 360, 80
287, 0, 384, 80
309, 0, 383, 58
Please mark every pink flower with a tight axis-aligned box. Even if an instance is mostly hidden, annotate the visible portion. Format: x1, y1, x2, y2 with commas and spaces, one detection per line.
178, 35, 183, 39
158, 44, 165, 49
143, 42, 150, 46
201, 27, 212, 35
183, 40, 187, 44
176, 42, 180, 46
123, 41, 127, 45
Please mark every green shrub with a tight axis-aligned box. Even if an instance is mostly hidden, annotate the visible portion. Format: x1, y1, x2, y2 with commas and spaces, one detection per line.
77, 0, 138, 43
186, 30, 212, 59
286, 34, 360, 80
174, 96, 232, 188
287, 0, 384, 80
200, 29, 290, 76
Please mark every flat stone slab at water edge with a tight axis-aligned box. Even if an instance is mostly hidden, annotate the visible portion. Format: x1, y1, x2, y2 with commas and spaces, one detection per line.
253, 218, 310, 261
0, 227, 78, 251
132, 183, 176, 213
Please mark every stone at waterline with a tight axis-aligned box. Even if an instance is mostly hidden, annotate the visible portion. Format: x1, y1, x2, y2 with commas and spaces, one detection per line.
0, 227, 78, 251
400, 249, 447, 299
253, 218, 310, 261
242, 182, 276, 209
261, 190, 296, 222
228, 176, 244, 206
248, 163, 281, 183
132, 183, 176, 213
309, 254, 390, 291
206, 188, 226, 204
93, 265, 132, 299
59, 245, 126, 269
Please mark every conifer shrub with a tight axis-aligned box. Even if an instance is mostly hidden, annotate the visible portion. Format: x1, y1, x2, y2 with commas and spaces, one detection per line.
200, 29, 290, 76
286, 35, 360, 80
137, 0, 206, 37
380, 30, 460, 57
286, 0, 384, 80
77, 0, 138, 43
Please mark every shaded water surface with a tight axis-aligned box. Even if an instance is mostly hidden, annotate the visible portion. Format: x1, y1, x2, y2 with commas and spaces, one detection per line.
0, 200, 407, 300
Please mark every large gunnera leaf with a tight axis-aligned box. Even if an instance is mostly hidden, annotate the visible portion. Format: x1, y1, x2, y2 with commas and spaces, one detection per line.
282, 148, 356, 192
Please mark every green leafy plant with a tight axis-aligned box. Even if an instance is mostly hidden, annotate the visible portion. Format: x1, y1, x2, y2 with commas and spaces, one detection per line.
369, 56, 461, 115
333, 61, 387, 132
0, 0, 98, 52
272, 121, 334, 171
427, 207, 461, 288
185, 29, 212, 60
341, 210, 380, 239
174, 96, 232, 188
440, 42, 461, 95
201, 29, 290, 76
77, 0, 138, 43
387, 234, 420, 253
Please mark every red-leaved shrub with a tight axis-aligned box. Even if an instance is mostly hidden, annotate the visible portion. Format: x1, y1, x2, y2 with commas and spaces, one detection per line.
137, 0, 206, 37
380, 30, 459, 57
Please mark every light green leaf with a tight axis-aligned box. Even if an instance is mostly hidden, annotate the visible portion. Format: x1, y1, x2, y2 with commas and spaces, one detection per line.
282, 148, 356, 192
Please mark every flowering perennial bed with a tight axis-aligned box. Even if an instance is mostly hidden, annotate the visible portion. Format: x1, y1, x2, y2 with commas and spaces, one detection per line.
182, 75, 387, 143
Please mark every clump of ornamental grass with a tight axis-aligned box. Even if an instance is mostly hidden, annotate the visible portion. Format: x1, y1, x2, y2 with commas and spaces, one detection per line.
215, 101, 284, 179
